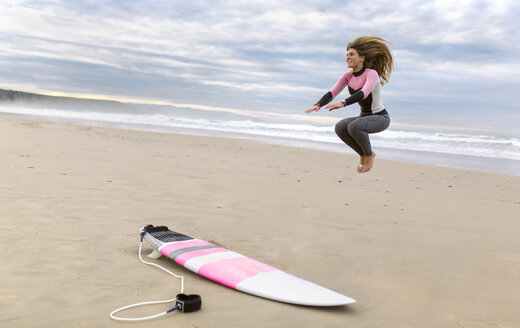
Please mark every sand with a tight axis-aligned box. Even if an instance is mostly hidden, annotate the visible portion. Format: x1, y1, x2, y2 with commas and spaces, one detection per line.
1, 115, 519, 328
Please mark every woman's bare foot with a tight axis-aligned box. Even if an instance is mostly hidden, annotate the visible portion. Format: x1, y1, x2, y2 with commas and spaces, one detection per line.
357, 156, 365, 173
361, 152, 376, 173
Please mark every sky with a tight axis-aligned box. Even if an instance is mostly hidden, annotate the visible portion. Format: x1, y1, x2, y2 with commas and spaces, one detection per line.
1, 0, 519, 134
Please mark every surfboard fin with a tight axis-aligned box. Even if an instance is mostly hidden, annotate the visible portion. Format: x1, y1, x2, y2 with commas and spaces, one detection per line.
147, 249, 163, 259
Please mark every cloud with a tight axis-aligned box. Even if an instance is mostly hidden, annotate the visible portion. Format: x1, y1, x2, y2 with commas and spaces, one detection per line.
1, 0, 520, 122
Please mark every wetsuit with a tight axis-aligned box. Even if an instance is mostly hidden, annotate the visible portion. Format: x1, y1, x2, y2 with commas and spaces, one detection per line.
315, 67, 390, 156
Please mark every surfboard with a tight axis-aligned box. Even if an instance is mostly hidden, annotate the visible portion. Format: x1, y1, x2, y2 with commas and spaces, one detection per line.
142, 225, 356, 306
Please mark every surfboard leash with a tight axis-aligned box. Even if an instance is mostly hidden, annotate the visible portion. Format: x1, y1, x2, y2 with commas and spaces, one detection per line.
109, 228, 202, 321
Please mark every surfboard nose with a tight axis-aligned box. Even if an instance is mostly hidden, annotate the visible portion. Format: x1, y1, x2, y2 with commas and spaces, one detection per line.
236, 270, 356, 306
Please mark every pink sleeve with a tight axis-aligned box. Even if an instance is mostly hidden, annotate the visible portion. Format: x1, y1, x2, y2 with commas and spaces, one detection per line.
360, 69, 380, 99
329, 72, 351, 97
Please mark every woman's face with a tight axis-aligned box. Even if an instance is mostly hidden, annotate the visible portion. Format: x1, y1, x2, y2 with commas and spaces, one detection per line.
346, 48, 364, 69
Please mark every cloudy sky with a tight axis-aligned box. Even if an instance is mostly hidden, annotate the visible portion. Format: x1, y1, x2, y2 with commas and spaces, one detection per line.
1, 0, 519, 133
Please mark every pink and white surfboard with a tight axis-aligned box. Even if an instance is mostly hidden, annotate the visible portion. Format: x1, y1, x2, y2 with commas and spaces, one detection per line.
142, 225, 356, 306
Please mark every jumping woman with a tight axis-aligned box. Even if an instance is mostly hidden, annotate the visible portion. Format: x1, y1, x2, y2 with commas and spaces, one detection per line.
305, 36, 394, 173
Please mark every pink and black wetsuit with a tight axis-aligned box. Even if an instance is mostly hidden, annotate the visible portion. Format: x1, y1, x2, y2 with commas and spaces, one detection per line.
314, 67, 390, 156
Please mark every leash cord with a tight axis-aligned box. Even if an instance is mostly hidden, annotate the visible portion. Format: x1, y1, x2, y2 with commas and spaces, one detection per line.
109, 233, 184, 321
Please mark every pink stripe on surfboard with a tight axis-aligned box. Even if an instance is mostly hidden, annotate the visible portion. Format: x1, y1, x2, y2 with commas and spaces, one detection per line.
197, 256, 279, 289
175, 247, 229, 266
159, 239, 211, 257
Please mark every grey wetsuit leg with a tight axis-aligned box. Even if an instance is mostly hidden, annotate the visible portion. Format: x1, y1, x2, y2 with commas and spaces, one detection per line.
335, 113, 390, 156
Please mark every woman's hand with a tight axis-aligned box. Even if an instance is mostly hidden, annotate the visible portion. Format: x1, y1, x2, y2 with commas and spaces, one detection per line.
305, 104, 320, 114
325, 102, 344, 111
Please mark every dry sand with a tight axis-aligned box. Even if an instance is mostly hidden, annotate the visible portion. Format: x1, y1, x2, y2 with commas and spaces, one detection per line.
1, 115, 519, 328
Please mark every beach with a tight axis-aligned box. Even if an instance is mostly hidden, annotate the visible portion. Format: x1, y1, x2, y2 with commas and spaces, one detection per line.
1, 114, 519, 327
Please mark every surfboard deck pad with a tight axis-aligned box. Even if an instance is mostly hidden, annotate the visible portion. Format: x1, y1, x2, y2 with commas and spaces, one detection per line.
142, 225, 356, 306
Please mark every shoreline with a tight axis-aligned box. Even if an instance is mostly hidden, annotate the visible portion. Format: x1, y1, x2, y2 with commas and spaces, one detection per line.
2, 112, 519, 176
1, 115, 519, 327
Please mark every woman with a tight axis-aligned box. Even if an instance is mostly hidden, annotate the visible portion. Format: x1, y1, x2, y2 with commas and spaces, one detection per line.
305, 36, 394, 173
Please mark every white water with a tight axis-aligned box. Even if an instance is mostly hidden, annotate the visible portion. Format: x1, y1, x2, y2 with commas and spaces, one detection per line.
3, 106, 519, 160
1, 106, 519, 175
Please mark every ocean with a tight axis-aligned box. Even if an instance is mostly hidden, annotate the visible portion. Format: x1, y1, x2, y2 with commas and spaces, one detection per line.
1, 105, 519, 176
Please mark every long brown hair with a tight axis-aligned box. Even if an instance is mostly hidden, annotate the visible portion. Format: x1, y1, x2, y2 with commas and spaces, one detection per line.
347, 36, 394, 85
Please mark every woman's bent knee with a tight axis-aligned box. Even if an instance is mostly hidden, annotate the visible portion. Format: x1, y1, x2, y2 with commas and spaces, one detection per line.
335, 120, 347, 137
